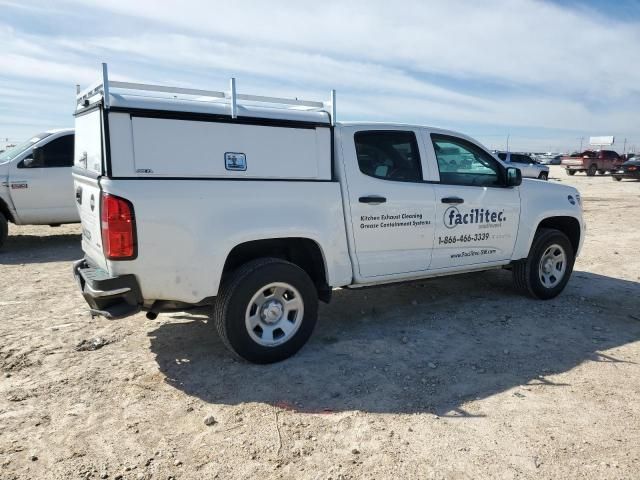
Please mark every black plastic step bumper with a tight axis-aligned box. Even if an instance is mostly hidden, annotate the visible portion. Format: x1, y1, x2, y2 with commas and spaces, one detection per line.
73, 259, 143, 319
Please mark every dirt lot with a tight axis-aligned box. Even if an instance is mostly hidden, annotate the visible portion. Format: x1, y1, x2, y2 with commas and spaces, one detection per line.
1, 166, 639, 480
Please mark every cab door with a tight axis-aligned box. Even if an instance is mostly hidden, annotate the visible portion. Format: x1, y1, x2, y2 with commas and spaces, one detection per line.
9, 134, 77, 224
339, 127, 437, 279
425, 132, 520, 270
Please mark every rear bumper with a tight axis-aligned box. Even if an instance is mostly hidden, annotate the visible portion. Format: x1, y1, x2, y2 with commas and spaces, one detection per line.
73, 259, 142, 319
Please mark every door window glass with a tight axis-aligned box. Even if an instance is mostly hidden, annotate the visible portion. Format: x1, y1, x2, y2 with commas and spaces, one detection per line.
23, 134, 75, 168
354, 131, 422, 182
432, 134, 502, 187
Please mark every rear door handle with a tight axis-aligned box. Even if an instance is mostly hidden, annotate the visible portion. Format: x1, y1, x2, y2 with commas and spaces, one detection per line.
359, 195, 387, 205
75, 186, 82, 204
441, 197, 464, 204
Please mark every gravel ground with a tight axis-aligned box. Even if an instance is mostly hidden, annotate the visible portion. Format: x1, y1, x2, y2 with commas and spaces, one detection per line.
1, 166, 639, 479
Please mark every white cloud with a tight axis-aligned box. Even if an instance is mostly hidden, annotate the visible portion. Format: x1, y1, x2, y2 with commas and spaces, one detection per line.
1, 0, 639, 151
66, 0, 640, 97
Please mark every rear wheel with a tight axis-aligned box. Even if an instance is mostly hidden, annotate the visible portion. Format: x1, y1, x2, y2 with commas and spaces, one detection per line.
538, 172, 548, 180
0, 212, 7, 250
597, 170, 606, 175
512, 228, 575, 299
612, 176, 622, 182
213, 258, 318, 363
566, 169, 576, 176
586, 164, 597, 176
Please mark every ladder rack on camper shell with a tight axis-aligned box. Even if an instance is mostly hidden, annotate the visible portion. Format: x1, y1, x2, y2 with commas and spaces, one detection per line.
76, 63, 337, 126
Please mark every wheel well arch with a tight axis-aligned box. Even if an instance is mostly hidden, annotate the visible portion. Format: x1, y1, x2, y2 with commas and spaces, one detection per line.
222, 237, 331, 301
535, 216, 581, 254
0, 197, 15, 223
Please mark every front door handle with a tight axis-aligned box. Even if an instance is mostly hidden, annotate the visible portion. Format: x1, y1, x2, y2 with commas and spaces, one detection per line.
359, 195, 387, 205
76, 186, 83, 204
441, 197, 464, 204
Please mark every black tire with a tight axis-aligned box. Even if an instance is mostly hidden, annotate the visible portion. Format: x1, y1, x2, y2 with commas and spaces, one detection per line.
512, 228, 575, 300
612, 176, 622, 182
0, 211, 8, 250
213, 258, 318, 364
597, 170, 606, 175
586, 164, 597, 176
566, 169, 576, 176
539, 172, 548, 180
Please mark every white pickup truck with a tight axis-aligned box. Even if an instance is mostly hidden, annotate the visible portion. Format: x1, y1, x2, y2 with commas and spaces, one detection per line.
72, 65, 585, 363
0, 128, 79, 248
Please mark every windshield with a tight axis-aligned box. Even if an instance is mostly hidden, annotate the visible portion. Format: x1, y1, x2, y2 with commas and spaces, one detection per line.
0, 132, 52, 163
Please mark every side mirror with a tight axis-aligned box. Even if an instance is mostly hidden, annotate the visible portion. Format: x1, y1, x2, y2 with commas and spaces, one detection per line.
22, 156, 34, 168
506, 167, 522, 187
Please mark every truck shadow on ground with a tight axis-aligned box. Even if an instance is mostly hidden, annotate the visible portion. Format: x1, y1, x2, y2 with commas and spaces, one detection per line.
149, 269, 640, 415
0, 232, 82, 264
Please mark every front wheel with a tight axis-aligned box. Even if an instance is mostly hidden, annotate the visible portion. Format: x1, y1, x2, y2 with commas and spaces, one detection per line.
512, 228, 575, 299
566, 169, 576, 176
586, 164, 597, 176
612, 176, 622, 182
212, 258, 318, 363
0, 212, 8, 250
538, 172, 548, 180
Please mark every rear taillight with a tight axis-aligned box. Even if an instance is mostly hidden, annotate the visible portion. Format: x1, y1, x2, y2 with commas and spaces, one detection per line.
101, 193, 136, 260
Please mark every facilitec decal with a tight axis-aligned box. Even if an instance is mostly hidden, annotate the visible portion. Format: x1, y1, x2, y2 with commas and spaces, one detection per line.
444, 206, 506, 229
450, 248, 497, 259
360, 212, 430, 230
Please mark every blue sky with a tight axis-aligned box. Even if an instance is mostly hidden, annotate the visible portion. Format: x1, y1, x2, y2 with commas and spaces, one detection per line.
1, 0, 639, 152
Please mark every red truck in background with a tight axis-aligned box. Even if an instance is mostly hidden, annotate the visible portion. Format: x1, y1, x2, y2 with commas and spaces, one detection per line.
561, 150, 623, 176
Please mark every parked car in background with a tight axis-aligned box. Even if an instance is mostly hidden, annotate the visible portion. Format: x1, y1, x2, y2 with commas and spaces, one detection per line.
561, 150, 623, 176
612, 157, 640, 181
494, 151, 550, 180
539, 154, 564, 165
0, 128, 78, 249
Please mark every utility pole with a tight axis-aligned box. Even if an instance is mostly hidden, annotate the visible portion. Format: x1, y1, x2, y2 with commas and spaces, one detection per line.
622, 138, 627, 154
577, 136, 584, 152
506, 134, 510, 152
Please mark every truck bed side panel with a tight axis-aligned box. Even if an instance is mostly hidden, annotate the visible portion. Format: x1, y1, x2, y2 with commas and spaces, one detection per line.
100, 179, 352, 304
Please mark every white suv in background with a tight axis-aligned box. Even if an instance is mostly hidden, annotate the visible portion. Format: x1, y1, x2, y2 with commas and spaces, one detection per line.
494, 151, 549, 180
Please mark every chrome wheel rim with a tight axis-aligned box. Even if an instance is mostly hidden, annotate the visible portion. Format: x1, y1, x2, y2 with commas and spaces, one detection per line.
538, 244, 567, 288
245, 282, 304, 347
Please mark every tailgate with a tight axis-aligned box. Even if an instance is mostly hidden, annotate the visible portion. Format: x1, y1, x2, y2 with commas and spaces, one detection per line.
73, 108, 107, 270
561, 158, 583, 166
